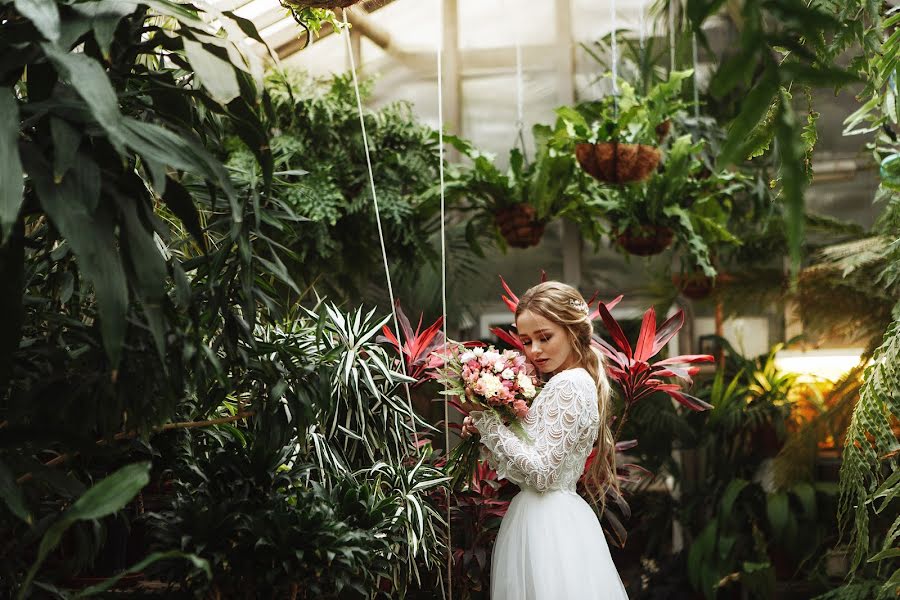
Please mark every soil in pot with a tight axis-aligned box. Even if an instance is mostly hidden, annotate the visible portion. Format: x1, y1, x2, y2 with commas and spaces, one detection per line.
615, 225, 674, 256
494, 204, 546, 248
575, 142, 661, 184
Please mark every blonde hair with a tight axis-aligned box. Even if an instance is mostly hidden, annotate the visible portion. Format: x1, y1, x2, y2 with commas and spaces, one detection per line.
515, 281, 619, 512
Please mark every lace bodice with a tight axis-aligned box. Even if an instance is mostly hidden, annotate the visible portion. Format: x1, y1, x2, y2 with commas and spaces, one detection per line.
471, 367, 600, 493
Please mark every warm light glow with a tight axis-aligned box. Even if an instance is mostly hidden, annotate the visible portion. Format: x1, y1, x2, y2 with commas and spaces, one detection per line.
773, 348, 866, 383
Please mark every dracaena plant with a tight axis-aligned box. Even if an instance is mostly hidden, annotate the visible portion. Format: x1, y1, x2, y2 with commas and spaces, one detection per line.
593, 303, 714, 439
377, 302, 445, 384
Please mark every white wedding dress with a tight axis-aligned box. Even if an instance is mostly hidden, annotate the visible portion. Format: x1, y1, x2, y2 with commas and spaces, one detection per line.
472, 367, 629, 600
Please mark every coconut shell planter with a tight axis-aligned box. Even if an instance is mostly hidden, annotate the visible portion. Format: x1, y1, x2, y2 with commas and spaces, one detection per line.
615, 225, 674, 256
575, 142, 661, 184
494, 204, 546, 248
281, 0, 361, 9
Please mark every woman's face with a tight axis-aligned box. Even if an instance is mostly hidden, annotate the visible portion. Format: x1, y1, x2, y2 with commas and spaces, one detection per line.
516, 310, 577, 376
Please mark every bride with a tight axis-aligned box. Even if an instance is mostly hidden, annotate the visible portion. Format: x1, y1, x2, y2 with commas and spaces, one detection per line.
470, 281, 629, 599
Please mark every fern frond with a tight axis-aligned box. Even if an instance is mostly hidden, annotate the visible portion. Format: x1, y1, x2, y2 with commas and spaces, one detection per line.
838, 311, 900, 568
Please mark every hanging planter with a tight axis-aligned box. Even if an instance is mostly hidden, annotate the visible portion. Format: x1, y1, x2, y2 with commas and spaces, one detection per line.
614, 224, 674, 256
672, 271, 732, 300
494, 204, 546, 248
575, 141, 661, 184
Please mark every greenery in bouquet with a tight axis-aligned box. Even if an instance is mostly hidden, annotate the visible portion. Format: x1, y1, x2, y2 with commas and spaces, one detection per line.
439, 128, 605, 251
429, 343, 541, 489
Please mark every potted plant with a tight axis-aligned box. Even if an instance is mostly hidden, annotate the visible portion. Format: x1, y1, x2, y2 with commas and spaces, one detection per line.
441, 127, 603, 250
587, 132, 743, 273
554, 71, 692, 184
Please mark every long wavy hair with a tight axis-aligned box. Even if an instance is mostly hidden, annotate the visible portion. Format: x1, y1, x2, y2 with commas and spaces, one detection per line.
515, 281, 618, 511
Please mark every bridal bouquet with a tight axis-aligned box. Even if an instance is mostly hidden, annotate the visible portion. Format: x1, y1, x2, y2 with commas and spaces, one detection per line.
429, 343, 541, 488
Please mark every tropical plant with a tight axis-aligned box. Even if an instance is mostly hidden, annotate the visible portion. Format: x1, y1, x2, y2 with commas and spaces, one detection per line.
587, 132, 744, 275
555, 71, 692, 146
226, 69, 448, 299
439, 127, 604, 251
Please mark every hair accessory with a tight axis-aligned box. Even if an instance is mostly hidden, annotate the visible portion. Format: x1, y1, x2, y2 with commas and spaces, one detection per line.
568, 298, 590, 315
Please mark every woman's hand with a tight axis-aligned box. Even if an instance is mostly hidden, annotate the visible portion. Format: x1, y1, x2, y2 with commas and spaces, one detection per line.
461, 412, 482, 438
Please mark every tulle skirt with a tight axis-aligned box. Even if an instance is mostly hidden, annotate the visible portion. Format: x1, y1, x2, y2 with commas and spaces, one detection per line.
491, 488, 629, 600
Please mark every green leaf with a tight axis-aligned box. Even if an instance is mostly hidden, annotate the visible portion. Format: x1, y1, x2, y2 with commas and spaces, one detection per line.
162, 176, 206, 251
18, 462, 151, 600
0, 460, 30, 524
718, 67, 780, 167
775, 94, 806, 277
115, 193, 168, 360
41, 44, 119, 130
50, 117, 82, 184
183, 38, 241, 105
0, 87, 23, 244
710, 44, 760, 97
779, 63, 860, 88
22, 148, 128, 368
867, 547, 900, 562
15, 0, 60, 42
767, 492, 790, 535
73, 551, 211, 598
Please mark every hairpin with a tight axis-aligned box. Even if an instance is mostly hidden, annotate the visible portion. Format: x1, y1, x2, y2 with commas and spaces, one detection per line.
568, 299, 589, 315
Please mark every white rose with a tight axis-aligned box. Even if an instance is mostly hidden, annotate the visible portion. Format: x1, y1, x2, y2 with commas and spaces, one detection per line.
501, 368, 515, 380
473, 347, 484, 357
517, 373, 537, 399
460, 351, 476, 363
478, 373, 504, 397
493, 361, 505, 373
482, 351, 500, 363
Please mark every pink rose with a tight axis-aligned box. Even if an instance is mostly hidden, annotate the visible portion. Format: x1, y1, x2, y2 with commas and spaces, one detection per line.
513, 399, 529, 418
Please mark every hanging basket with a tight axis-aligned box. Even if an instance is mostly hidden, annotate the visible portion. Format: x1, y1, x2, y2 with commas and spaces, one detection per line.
494, 204, 546, 249
672, 273, 714, 300
575, 142, 661, 184
614, 225, 674, 256
281, 0, 361, 9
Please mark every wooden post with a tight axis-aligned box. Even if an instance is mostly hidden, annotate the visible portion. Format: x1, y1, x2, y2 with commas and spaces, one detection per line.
555, 0, 581, 287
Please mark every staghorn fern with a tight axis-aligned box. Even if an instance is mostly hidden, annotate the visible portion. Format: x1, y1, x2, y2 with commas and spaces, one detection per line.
837, 310, 900, 569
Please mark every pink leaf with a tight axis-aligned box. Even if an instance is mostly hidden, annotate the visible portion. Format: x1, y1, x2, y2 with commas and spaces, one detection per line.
633, 307, 658, 362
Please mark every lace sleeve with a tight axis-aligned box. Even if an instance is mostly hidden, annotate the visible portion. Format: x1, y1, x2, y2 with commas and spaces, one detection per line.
470, 376, 594, 492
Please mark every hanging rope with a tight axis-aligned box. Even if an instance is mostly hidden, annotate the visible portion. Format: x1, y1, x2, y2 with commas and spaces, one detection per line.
638, 0, 646, 51
515, 28, 527, 156
436, 3, 453, 597
668, 0, 676, 72
610, 0, 619, 112
691, 32, 700, 119
341, 11, 420, 451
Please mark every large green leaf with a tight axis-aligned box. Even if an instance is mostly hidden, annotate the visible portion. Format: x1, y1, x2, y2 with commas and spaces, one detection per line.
0, 87, 23, 244
22, 148, 129, 368
718, 67, 780, 168
18, 462, 151, 600
775, 94, 806, 277
183, 38, 240, 105
0, 460, 30, 524
766, 492, 790, 535
115, 192, 168, 359
14, 0, 60, 42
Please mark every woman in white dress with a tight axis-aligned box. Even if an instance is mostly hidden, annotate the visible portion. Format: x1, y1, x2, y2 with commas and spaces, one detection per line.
470, 281, 629, 599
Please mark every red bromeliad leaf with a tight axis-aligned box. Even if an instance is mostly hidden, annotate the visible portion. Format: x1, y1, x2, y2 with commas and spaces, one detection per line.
616, 439, 638, 452
651, 310, 685, 356
499, 275, 519, 313
491, 326, 524, 352
633, 307, 658, 362
597, 303, 633, 360
588, 294, 623, 321
654, 384, 713, 411
654, 354, 715, 366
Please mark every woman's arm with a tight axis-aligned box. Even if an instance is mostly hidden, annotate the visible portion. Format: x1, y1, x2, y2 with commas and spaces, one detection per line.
470, 376, 594, 492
